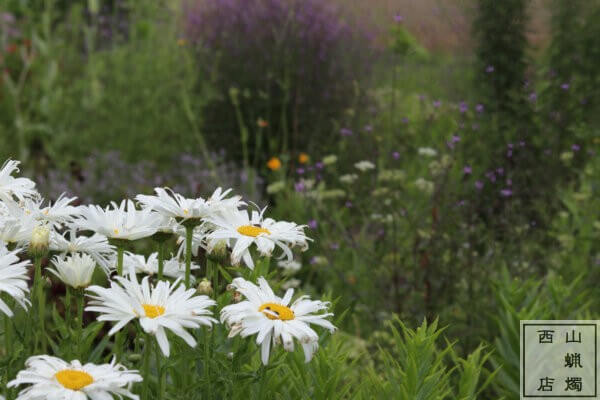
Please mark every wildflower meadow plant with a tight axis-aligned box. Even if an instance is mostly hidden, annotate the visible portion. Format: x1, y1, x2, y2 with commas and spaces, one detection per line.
0, 159, 336, 399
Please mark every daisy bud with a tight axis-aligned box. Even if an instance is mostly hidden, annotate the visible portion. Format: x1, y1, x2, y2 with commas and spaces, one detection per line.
233, 291, 242, 303
197, 278, 213, 296
207, 239, 229, 264
29, 225, 50, 257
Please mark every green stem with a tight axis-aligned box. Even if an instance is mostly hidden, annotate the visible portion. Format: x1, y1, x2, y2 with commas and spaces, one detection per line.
65, 287, 72, 358
142, 333, 152, 400
156, 338, 165, 400
204, 327, 211, 399
76, 289, 84, 360
158, 241, 165, 281
117, 246, 124, 276
4, 311, 12, 400
34, 256, 46, 352
185, 225, 193, 288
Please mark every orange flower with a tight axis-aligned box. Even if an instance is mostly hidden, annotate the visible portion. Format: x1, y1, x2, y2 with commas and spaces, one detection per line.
267, 157, 282, 171
298, 152, 309, 164
257, 118, 269, 128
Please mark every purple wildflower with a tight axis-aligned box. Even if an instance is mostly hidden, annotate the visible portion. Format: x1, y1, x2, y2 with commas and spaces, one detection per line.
340, 127, 353, 136
560, 83, 570, 90
459, 101, 468, 113
433, 100, 441, 108
364, 124, 373, 132
392, 151, 400, 160
463, 166, 472, 175
571, 144, 581, 152
296, 168, 305, 175
294, 181, 305, 192
315, 161, 324, 169
345, 201, 352, 208
308, 219, 318, 229
529, 92, 537, 102
475, 180, 484, 190
486, 65, 494, 73
394, 14, 404, 23
475, 104, 484, 113
500, 189, 512, 197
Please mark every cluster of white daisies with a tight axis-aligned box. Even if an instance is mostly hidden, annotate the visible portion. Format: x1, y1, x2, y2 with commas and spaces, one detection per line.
0, 160, 336, 400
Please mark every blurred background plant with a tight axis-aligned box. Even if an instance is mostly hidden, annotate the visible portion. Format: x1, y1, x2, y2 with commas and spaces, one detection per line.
1, 0, 600, 397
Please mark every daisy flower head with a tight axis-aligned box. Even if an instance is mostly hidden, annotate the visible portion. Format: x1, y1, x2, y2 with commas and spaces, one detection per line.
74, 199, 162, 241
0, 244, 30, 317
0, 159, 37, 202
86, 274, 217, 356
137, 187, 243, 225
205, 207, 310, 269
221, 277, 336, 365
48, 253, 96, 289
136, 187, 208, 222
50, 230, 115, 274
124, 252, 199, 280
8, 355, 141, 399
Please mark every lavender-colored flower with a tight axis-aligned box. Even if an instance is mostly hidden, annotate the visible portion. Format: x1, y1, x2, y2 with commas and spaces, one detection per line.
475, 104, 484, 113
308, 219, 318, 229
485, 171, 496, 182
433, 100, 441, 108
392, 151, 400, 160
315, 161, 324, 169
364, 124, 373, 132
459, 101, 468, 113
463, 166, 472, 175
560, 83, 570, 90
401, 117, 409, 124
345, 201, 352, 208
451, 135, 461, 143
529, 92, 537, 102
475, 180, 484, 190
394, 14, 404, 23
330, 242, 339, 250
571, 144, 581, 152
340, 127, 353, 137
496, 167, 504, 176
296, 168, 305, 175
506, 178, 512, 186
486, 65, 494, 73
294, 181, 305, 192
500, 189, 513, 197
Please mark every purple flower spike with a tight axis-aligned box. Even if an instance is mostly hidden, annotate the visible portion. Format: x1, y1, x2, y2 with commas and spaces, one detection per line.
308, 219, 318, 229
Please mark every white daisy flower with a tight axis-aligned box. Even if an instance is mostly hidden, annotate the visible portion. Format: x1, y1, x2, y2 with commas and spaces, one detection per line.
8, 355, 141, 399
123, 252, 199, 280
354, 160, 375, 172
50, 230, 115, 274
48, 253, 96, 289
74, 200, 162, 241
0, 244, 30, 317
0, 159, 37, 202
0, 199, 45, 246
205, 207, 310, 269
221, 277, 336, 365
136, 187, 243, 222
86, 274, 217, 356
339, 174, 358, 184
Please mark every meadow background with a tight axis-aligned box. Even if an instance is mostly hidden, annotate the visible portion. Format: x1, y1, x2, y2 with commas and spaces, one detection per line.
1, 0, 600, 398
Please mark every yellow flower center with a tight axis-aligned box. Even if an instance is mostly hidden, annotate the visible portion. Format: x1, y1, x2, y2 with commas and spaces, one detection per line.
55, 369, 94, 390
183, 209, 189, 215
237, 225, 270, 237
259, 303, 295, 320
143, 304, 165, 319
113, 228, 119, 235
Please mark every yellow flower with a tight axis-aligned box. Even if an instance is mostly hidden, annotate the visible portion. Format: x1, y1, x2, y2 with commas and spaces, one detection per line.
298, 152, 309, 164
267, 157, 282, 171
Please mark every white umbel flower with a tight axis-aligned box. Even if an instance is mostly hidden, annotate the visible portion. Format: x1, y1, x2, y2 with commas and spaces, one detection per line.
0, 244, 30, 316
86, 274, 217, 357
74, 200, 162, 241
354, 160, 375, 172
0, 159, 37, 202
124, 252, 199, 280
221, 277, 336, 365
48, 253, 96, 289
205, 207, 310, 269
50, 230, 115, 274
8, 355, 142, 399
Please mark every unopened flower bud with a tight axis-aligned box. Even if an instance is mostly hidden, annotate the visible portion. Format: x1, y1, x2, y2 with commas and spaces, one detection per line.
197, 278, 213, 296
29, 225, 50, 257
233, 291, 242, 303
